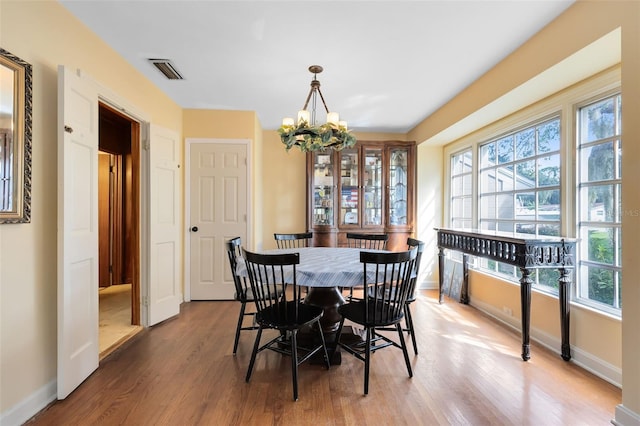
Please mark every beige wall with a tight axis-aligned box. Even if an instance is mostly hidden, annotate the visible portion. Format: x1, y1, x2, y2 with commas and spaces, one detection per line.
0, 0, 182, 415
261, 130, 306, 249
415, 144, 443, 286
183, 109, 256, 140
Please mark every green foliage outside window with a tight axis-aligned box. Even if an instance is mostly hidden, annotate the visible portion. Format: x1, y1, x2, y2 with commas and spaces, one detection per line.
587, 230, 615, 305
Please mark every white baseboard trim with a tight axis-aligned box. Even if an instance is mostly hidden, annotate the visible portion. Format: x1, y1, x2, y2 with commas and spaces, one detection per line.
418, 279, 438, 290
0, 380, 56, 426
471, 298, 622, 388
613, 404, 640, 426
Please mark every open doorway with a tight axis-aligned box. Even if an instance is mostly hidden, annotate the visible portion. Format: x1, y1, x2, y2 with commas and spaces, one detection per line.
98, 102, 141, 357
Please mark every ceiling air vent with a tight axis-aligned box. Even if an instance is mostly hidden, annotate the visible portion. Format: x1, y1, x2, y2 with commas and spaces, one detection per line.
148, 59, 184, 80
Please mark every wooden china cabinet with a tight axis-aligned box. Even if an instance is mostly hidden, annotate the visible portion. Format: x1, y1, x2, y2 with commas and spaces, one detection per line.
307, 140, 416, 251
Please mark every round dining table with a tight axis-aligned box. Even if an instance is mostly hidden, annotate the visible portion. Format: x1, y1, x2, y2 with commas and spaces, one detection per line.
236, 246, 407, 364
235, 246, 371, 332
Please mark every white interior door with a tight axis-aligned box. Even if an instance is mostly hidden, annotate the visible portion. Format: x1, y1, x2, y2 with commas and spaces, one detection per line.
148, 124, 182, 325
57, 66, 99, 399
189, 141, 248, 300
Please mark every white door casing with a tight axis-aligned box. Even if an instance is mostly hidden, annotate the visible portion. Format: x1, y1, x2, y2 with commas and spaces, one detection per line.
187, 140, 249, 300
147, 124, 182, 325
57, 66, 99, 399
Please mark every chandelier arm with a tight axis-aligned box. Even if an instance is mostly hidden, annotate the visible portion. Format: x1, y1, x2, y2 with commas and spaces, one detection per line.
316, 87, 330, 114
302, 86, 316, 111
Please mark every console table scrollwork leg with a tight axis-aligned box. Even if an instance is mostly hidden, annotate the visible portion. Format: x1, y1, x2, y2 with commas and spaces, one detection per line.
438, 247, 445, 304
519, 267, 532, 361
559, 267, 571, 361
461, 253, 470, 304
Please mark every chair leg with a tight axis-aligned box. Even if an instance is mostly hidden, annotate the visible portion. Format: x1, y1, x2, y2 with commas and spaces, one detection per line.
316, 320, 330, 369
291, 330, 299, 401
404, 304, 418, 355
335, 317, 346, 344
396, 323, 413, 378
245, 327, 263, 383
364, 327, 372, 395
233, 302, 247, 355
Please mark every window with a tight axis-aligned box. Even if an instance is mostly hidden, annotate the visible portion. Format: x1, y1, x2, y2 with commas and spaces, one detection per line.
450, 149, 473, 228
443, 68, 622, 316
576, 93, 622, 312
478, 117, 562, 290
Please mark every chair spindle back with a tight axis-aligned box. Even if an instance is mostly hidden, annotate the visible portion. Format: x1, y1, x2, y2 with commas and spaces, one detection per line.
346, 233, 389, 250
274, 232, 313, 249
242, 249, 303, 322
360, 249, 417, 324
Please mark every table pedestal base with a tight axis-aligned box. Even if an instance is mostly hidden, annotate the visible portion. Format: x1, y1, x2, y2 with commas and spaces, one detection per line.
304, 286, 345, 333
303, 287, 365, 365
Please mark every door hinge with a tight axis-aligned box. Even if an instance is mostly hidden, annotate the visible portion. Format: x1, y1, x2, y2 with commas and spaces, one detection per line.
143, 139, 150, 150
142, 296, 149, 307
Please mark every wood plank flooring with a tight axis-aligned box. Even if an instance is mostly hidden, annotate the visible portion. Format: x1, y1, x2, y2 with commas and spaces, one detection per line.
27, 290, 620, 425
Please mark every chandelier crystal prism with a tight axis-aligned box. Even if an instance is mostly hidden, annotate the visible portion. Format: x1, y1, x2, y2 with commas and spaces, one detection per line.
279, 65, 356, 152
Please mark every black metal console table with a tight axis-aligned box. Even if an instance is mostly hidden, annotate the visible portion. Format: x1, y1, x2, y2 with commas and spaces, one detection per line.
435, 228, 576, 362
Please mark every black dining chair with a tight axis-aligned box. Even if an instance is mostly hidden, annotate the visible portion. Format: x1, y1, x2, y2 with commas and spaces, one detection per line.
242, 248, 330, 401
344, 232, 389, 301
376, 237, 425, 355
226, 237, 264, 355
336, 248, 417, 395
274, 232, 313, 249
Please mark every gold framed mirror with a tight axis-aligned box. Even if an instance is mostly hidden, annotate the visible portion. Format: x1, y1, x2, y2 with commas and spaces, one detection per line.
0, 48, 32, 223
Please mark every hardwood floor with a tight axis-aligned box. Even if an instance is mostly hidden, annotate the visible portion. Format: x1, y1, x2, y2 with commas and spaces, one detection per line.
27, 290, 620, 425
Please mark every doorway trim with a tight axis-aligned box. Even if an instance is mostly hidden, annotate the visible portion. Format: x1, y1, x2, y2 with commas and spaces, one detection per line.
183, 138, 252, 302
96, 82, 151, 327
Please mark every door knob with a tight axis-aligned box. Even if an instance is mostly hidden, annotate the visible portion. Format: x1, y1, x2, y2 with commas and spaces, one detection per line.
191, 226, 198, 232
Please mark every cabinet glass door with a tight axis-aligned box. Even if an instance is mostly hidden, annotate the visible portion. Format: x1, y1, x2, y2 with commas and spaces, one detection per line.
339, 149, 359, 225
363, 148, 383, 226
389, 148, 408, 226
312, 152, 334, 226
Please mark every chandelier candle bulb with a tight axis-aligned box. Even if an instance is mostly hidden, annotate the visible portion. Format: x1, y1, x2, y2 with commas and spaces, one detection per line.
327, 112, 339, 125
282, 117, 294, 127
297, 110, 310, 125
339, 120, 348, 130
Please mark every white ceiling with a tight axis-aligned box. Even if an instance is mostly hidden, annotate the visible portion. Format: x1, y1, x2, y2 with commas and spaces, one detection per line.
59, 0, 575, 133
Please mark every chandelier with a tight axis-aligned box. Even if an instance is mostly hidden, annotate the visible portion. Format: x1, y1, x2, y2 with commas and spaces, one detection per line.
279, 65, 356, 152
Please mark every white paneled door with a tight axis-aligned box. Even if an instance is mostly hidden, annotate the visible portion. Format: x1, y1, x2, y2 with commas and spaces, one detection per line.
58, 67, 183, 399
148, 125, 182, 325
57, 66, 100, 399
189, 141, 248, 300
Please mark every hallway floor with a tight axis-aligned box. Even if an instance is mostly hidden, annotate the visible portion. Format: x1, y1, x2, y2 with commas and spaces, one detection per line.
99, 284, 141, 358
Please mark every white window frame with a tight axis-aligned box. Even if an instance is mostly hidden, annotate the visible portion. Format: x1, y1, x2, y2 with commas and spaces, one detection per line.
443, 66, 621, 316
450, 148, 473, 229
575, 91, 622, 315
